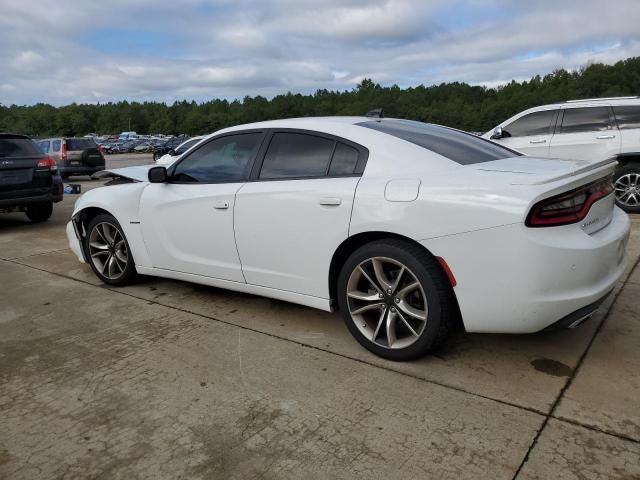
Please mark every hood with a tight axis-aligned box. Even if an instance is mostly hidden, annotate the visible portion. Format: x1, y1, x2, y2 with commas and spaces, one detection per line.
94, 165, 154, 182
469, 156, 617, 185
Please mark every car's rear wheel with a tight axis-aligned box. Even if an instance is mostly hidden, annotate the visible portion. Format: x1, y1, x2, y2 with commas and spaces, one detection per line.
614, 164, 640, 213
337, 239, 457, 361
85, 214, 137, 285
25, 202, 53, 222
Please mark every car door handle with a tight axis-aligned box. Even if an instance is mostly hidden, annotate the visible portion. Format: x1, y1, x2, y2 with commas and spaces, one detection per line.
213, 200, 229, 210
596, 134, 616, 139
529, 139, 547, 144
319, 197, 342, 206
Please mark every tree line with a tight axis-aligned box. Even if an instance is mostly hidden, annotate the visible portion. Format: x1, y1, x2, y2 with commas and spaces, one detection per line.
2, 57, 639, 137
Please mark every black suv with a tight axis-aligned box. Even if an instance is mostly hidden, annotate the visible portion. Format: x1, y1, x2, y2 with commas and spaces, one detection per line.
0, 134, 63, 222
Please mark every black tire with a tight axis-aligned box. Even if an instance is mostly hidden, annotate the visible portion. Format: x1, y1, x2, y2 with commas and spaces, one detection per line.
337, 239, 458, 361
613, 164, 640, 214
25, 202, 53, 222
85, 213, 137, 285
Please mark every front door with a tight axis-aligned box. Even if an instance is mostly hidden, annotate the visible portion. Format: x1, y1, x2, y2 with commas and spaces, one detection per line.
140, 131, 265, 282
497, 109, 558, 157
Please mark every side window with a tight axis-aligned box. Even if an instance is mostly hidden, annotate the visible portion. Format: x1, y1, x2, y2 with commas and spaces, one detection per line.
329, 142, 359, 175
175, 138, 199, 155
613, 106, 640, 130
504, 110, 556, 137
52, 140, 61, 152
172, 133, 261, 183
37, 141, 50, 153
560, 107, 611, 133
260, 133, 334, 179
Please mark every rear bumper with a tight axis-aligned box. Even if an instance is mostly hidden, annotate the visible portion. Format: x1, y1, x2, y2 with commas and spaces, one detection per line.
0, 179, 63, 208
421, 207, 631, 334
58, 165, 104, 176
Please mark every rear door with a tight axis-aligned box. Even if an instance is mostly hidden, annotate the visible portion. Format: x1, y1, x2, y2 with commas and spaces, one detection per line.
234, 130, 366, 298
496, 109, 558, 156
613, 105, 640, 155
549, 106, 620, 161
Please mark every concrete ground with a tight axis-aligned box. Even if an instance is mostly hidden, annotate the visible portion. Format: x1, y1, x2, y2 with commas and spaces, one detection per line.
1, 154, 639, 479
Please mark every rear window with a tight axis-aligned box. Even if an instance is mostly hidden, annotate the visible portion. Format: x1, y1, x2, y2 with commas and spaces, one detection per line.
358, 119, 520, 165
613, 106, 640, 130
0, 137, 43, 157
66, 138, 95, 151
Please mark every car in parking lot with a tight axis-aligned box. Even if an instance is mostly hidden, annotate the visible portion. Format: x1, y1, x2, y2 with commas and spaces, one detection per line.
66, 117, 630, 360
36, 137, 105, 179
154, 136, 204, 165
1, 133, 63, 222
484, 96, 640, 213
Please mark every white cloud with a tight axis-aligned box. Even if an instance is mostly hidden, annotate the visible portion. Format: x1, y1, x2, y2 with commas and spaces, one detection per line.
0, 0, 638, 105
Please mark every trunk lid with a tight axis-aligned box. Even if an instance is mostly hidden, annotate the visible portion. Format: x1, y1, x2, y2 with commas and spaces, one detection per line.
65, 138, 102, 166
470, 156, 617, 185
0, 136, 47, 189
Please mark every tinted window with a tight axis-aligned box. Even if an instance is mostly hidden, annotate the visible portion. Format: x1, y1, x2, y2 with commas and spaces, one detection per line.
329, 142, 359, 175
37, 141, 50, 153
52, 140, 61, 152
260, 133, 334, 179
66, 138, 95, 150
561, 107, 610, 133
172, 133, 260, 183
358, 119, 519, 165
0, 137, 43, 157
504, 110, 556, 137
175, 138, 200, 155
613, 106, 640, 130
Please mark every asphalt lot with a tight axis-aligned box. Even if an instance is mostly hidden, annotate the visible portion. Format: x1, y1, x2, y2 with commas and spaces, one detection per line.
1, 153, 639, 479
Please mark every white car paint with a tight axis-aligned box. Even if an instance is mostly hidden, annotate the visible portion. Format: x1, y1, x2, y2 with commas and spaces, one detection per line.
482, 97, 640, 161
68, 116, 630, 334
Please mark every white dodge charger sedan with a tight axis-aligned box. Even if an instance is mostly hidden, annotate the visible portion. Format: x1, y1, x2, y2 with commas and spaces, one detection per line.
67, 117, 630, 360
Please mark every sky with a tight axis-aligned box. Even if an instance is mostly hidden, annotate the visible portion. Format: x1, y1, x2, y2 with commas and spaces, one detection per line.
1, 0, 639, 106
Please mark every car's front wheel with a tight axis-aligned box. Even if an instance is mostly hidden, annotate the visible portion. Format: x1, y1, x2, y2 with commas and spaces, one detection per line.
337, 239, 457, 361
614, 164, 640, 214
85, 214, 137, 285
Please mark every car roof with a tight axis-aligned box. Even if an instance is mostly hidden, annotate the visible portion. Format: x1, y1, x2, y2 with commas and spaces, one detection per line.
524, 96, 640, 112
0, 133, 30, 140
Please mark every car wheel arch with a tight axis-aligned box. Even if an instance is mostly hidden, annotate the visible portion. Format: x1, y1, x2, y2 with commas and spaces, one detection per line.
328, 231, 460, 314
616, 154, 640, 167
76, 206, 115, 236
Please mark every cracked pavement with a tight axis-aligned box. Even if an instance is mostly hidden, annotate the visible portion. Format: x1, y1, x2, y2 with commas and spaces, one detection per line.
1, 154, 639, 479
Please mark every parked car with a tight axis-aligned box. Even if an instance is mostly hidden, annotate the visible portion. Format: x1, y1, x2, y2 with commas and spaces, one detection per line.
155, 136, 204, 165
484, 97, 640, 213
67, 117, 629, 361
1, 133, 63, 222
37, 137, 105, 179
152, 136, 191, 162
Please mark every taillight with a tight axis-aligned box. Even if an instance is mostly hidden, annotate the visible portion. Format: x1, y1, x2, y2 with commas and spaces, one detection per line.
37, 156, 57, 171
61, 141, 68, 161
526, 177, 614, 227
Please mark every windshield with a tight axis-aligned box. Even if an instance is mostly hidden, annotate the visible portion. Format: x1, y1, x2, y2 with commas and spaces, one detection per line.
176, 138, 199, 155
0, 137, 43, 157
66, 138, 96, 151
358, 119, 521, 165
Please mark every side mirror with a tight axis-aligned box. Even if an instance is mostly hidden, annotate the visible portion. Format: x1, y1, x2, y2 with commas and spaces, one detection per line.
168, 149, 176, 156
490, 126, 503, 140
148, 166, 167, 183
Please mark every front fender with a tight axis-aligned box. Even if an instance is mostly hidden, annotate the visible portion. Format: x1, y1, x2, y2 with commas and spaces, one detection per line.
73, 183, 153, 268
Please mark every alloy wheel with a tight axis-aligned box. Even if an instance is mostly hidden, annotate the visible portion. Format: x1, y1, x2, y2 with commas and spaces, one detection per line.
346, 257, 428, 349
88, 222, 129, 280
614, 173, 640, 208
